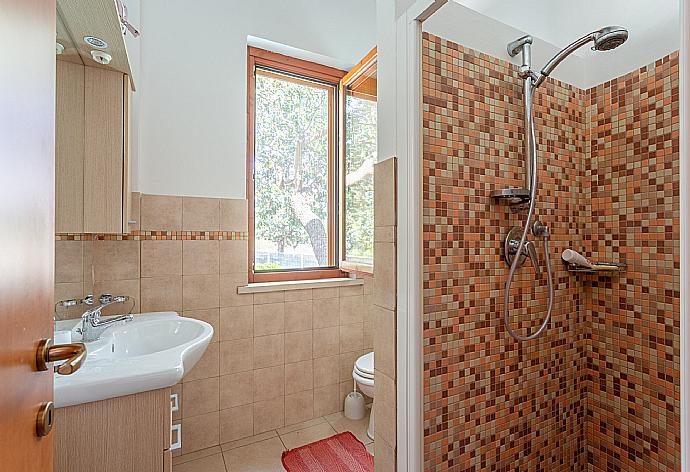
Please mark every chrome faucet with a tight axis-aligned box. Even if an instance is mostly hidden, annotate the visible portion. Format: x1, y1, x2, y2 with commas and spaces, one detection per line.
79, 294, 134, 342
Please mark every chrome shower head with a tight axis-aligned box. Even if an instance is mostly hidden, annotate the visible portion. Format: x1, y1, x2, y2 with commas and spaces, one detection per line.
593, 26, 629, 51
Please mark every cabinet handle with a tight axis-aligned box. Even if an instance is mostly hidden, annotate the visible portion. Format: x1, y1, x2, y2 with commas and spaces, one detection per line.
170, 424, 181, 450
36, 339, 87, 375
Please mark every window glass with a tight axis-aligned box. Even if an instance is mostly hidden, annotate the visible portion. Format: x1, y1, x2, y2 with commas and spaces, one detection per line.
253, 70, 333, 271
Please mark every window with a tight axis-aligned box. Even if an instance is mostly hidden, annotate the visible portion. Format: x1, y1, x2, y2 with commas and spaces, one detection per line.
340, 49, 377, 271
247, 47, 377, 282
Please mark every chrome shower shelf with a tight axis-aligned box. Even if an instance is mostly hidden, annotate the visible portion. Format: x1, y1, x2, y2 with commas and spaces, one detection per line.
566, 262, 626, 274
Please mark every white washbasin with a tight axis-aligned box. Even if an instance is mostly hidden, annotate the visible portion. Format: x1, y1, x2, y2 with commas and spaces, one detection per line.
53, 312, 213, 407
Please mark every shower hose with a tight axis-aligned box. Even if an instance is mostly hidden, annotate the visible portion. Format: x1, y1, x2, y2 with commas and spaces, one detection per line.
503, 100, 555, 342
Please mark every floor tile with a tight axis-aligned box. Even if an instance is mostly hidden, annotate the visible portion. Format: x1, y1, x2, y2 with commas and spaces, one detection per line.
173, 446, 222, 466
172, 452, 225, 472
221, 430, 277, 451
223, 437, 285, 472
366, 441, 375, 456
277, 416, 326, 436
279, 422, 337, 450
325, 409, 372, 444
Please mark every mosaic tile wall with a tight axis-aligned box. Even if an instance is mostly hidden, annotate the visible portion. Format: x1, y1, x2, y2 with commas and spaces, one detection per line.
584, 52, 680, 471
422, 32, 680, 472
422, 32, 589, 471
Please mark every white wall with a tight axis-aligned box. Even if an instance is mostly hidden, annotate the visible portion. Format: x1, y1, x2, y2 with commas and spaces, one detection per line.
137, 0, 376, 198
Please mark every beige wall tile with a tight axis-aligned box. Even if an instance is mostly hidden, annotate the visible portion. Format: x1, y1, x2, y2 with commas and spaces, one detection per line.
141, 276, 182, 312
220, 373, 253, 408
219, 240, 247, 274
285, 391, 314, 426
252, 290, 284, 305
55, 240, 82, 283
183, 377, 220, 417
284, 331, 312, 363
93, 279, 140, 315
220, 339, 253, 375
183, 240, 219, 275
253, 397, 285, 434
141, 240, 182, 277
253, 365, 284, 401
339, 351, 363, 382
339, 296, 364, 325
312, 298, 339, 329
374, 225, 395, 243
253, 302, 284, 336
92, 240, 140, 281
219, 305, 253, 341
374, 434, 396, 472
363, 277, 374, 295
313, 384, 340, 417
339, 285, 363, 297
182, 412, 220, 453
374, 305, 396, 380
220, 199, 248, 232
184, 342, 219, 382
312, 287, 339, 299
183, 274, 219, 310
184, 308, 220, 343
220, 407, 253, 444
285, 301, 312, 332
375, 370, 396, 448
140, 194, 182, 231
312, 327, 340, 358
363, 320, 373, 351
313, 356, 339, 388
82, 240, 93, 285
339, 323, 364, 353
373, 241, 396, 310
374, 157, 396, 228
253, 334, 284, 369
54, 282, 86, 319
285, 360, 313, 394
183, 197, 220, 231
284, 289, 312, 302
220, 272, 252, 307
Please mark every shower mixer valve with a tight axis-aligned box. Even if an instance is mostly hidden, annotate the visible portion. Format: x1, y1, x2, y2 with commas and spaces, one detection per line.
503, 220, 549, 277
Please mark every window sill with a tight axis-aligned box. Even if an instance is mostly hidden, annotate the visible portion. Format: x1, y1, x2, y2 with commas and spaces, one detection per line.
340, 261, 373, 276
237, 277, 364, 294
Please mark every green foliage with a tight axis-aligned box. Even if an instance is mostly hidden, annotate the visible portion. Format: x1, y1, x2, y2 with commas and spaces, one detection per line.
255, 262, 283, 271
254, 72, 329, 260
344, 94, 376, 263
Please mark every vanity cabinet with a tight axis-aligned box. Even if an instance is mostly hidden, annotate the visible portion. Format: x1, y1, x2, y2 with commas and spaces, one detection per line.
56, 59, 131, 234
54, 388, 172, 472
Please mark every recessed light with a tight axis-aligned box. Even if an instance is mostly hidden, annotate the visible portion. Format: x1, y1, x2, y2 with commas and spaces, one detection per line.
90, 50, 112, 65
56, 42, 65, 55
84, 36, 108, 49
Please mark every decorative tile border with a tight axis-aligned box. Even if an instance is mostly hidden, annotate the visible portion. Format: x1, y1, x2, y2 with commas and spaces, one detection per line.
56, 230, 248, 241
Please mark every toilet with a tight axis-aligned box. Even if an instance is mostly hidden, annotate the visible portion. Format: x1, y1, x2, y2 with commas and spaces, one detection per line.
352, 351, 375, 440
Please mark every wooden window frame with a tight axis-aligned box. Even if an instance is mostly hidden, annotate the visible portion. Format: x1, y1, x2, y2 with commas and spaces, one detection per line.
339, 48, 377, 275
247, 47, 348, 283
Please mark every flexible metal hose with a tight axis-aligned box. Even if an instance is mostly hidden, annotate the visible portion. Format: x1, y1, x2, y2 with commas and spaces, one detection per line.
503, 86, 555, 342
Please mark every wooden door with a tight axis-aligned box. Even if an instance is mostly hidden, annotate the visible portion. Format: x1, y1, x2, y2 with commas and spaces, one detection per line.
0, 0, 56, 471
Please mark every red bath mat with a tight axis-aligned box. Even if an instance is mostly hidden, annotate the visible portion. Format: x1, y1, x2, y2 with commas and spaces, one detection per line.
281, 431, 374, 472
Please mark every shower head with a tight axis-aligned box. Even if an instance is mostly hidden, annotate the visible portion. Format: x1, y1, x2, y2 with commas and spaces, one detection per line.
532, 26, 629, 87
592, 26, 629, 51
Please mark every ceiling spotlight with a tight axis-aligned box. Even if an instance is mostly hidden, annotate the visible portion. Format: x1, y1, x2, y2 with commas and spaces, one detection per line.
90, 50, 112, 65
56, 42, 65, 55
84, 36, 108, 49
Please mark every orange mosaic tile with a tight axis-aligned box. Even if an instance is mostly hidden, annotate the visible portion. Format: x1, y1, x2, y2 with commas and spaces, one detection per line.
422, 32, 679, 472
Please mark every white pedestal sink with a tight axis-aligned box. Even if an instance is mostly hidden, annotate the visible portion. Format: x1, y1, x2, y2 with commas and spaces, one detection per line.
53, 312, 213, 407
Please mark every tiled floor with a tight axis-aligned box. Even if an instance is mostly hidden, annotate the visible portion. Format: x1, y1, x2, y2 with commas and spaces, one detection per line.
173, 409, 373, 472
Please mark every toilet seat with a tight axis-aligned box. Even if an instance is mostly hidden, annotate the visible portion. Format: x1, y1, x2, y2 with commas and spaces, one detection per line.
354, 352, 374, 377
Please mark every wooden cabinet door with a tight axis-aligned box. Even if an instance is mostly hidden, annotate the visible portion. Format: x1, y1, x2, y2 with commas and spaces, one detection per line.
83, 67, 124, 233
0, 0, 56, 470
55, 60, 85, 233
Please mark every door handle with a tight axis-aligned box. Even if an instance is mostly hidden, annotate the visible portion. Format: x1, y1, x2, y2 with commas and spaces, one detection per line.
36, 339, 86, 375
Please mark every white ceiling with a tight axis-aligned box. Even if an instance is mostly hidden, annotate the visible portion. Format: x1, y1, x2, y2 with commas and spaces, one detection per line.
453, 0, 678, 57
444, 0, 680, 87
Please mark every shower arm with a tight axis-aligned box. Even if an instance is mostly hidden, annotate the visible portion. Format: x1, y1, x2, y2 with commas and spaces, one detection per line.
532, 33, 597, 88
